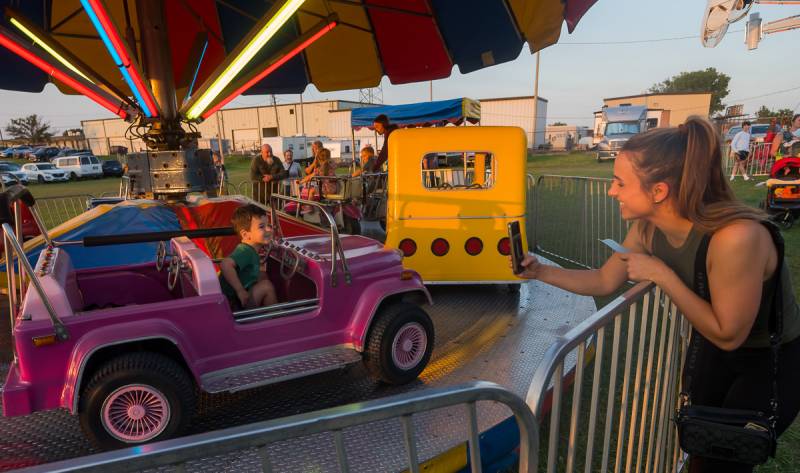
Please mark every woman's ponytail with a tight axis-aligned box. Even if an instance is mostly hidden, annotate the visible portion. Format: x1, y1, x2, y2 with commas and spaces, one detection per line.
622, 115, 764, 233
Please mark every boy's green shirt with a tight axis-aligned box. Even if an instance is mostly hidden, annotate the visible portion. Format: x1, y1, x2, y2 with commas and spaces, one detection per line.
220, 243, 260, 299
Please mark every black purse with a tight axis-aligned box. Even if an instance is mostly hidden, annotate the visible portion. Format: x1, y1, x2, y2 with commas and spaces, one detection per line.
674, 221, 784, 465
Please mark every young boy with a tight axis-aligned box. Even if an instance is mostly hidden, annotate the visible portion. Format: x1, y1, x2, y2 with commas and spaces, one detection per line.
219, 205, 277, 309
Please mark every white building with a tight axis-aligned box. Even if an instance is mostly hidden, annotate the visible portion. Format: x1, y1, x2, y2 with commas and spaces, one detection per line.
81, 95, 549, 155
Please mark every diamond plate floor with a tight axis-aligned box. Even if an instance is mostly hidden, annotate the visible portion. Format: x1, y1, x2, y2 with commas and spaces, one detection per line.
0, 257, 595, 472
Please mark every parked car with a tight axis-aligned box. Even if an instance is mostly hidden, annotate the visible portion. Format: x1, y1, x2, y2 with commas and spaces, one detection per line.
101, 159, 124, 177
1, 146, 33, 159
0, 162, 29, 184
27, 146, 60, 162
54, 148, 91, 158
724, 124, 770, 143
21, 162, 69, 183
53, 155, 103, 179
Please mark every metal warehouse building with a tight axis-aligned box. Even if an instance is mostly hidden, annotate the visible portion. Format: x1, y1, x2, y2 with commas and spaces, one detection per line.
81, 95, 547, 156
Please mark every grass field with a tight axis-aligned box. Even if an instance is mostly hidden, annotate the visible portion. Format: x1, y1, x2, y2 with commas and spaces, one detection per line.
21, 151, 800, 471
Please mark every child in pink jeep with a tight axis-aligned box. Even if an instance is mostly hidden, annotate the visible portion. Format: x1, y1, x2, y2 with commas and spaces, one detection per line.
219, 204, 278, 309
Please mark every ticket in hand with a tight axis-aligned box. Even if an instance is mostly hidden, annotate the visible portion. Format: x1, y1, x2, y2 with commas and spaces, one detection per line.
599, 239, 630, 254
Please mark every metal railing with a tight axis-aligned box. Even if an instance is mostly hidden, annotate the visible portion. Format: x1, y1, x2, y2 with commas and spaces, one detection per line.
722, 142, 775, 177
34, 194, 94, 229
17, 382, 539, 473
531, 175, 629, 269
526, 282, 688, 473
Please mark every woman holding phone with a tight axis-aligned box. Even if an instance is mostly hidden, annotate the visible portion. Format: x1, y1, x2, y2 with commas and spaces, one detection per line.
516, 116, 800, 472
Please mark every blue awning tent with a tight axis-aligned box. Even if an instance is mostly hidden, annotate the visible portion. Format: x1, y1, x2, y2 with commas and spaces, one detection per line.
350, 98, 481, 130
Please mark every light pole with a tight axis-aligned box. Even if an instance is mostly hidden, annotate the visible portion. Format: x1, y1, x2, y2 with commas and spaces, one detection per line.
532, 51, 540, 149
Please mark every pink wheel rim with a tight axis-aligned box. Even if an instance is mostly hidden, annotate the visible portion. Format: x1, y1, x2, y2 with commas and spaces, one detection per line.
101, 384, 171, 443
391, 322, 428, 370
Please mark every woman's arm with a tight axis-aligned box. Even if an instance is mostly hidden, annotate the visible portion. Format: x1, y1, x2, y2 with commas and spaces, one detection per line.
624, 221, 771, 350
519, 221, 647, 297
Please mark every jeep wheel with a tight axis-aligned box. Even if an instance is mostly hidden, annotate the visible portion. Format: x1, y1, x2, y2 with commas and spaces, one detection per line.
364, 302, 434, 385
37, 175, 45, 184
70, 172, 78, 180
79, 352, 196, 450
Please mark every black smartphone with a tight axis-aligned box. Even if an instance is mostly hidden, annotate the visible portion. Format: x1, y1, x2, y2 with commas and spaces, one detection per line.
508, 220, 525, 274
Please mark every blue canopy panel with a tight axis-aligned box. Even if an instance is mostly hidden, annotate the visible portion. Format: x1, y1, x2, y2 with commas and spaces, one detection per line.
0, 1, 48, 92
351, 98, 481, 130
14, 203, 181, 271
429, 0, 525, 74
217, 0, 309, 95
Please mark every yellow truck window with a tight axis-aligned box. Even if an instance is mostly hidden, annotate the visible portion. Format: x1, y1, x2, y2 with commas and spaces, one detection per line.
421, 152, 494, 190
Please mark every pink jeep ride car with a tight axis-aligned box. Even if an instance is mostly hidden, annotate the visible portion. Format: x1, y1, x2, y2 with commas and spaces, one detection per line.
1, 188, 434, 450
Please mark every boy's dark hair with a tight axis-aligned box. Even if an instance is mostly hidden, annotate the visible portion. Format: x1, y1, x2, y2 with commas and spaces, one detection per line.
231, 204, 267, 235
373, 114, 389, 126
742, 121, 751, 127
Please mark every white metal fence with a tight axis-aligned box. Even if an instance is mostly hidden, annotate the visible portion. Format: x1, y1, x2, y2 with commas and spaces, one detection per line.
722, 142, 775, 177
35, 194, 93, 229
531, 175, 629, 269
16, 382, 539, 473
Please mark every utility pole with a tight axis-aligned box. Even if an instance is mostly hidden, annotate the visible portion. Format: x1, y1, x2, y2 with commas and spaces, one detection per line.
271, 94, 281, 136
531, 51, 540, 149
215, 111, 225, 160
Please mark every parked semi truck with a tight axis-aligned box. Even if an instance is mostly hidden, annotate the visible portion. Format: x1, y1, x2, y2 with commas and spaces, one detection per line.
595, 105, 648, 161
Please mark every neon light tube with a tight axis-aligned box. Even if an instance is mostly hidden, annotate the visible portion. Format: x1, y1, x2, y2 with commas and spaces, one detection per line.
0, 30, 127, 119
201, 22, 336, 120
80, 0, 159, 118
186, 40, 209, 100
186, 0, 308, 119
9, 18, 92, 82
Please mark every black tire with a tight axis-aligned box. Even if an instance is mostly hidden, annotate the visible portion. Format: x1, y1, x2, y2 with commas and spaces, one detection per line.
343, 215, 361, 235
37, 175, 45, 184
79, 352, 196, 450
70, 172, 78, 180
364, 302, 434, 385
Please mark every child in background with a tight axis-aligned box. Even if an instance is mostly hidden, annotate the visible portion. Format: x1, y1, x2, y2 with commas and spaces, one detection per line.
219, 204, 277, 309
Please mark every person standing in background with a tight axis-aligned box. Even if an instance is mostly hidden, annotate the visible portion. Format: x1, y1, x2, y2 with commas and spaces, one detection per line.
250, 144, 287, 205
730, 121, 752, 181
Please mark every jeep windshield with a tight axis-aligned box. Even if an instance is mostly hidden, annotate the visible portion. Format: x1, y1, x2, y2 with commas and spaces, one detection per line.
605, 122, 640, 136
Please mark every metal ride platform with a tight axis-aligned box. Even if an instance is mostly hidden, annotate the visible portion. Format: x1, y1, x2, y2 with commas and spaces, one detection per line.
0, 257, 595, 472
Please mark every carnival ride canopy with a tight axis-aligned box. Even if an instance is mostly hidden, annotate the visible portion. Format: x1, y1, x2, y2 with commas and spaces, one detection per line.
0, 0, 599, 122
351, 98, 481, 130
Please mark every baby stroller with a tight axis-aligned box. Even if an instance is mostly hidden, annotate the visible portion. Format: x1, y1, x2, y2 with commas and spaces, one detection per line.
762, 157, 800, 229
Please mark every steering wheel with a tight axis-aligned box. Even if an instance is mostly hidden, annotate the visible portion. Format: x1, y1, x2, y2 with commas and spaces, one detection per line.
156, 241, 169, 271
279, 247, 301, 280
167, 256, 182, 291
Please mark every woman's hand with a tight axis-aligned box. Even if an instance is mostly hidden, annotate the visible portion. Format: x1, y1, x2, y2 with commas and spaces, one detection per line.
513, 253, 545, 279
618, 253, 672, 284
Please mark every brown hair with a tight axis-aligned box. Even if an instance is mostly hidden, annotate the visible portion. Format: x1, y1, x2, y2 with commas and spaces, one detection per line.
231, 204, 267, 236
621, 115, 764, 234
317, 148, 333, 175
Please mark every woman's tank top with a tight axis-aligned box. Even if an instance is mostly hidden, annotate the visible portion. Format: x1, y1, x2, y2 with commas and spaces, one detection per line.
651, 225, 800, 348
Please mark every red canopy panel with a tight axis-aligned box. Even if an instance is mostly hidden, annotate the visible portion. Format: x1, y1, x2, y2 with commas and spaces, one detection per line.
165, 0, 226, 104
366, 0, 452, 85
565, 0, 600, 33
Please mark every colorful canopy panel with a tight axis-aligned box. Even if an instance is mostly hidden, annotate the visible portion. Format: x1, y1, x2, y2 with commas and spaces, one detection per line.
0, 0, 599, 109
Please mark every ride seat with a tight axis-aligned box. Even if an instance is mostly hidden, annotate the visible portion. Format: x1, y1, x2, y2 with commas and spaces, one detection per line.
170, 237, 222, 296
22, 247, 84, 321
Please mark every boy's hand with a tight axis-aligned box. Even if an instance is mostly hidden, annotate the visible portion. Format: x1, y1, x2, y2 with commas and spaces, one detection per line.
236, 288, 249, 307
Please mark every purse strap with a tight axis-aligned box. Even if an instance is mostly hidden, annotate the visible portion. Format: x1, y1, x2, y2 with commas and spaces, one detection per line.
682, 221, 785, 427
